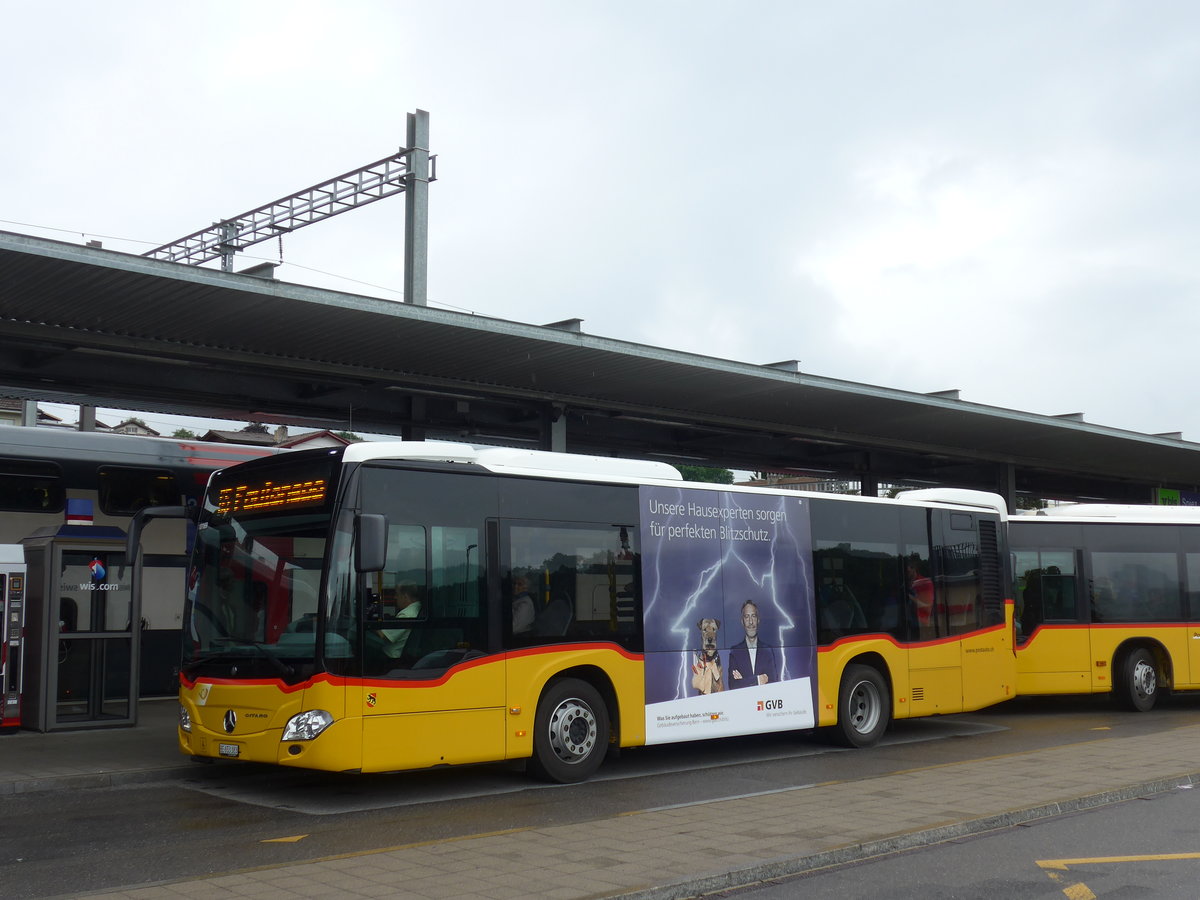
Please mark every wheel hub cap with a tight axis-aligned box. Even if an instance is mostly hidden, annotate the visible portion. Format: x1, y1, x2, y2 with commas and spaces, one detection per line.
548, 699, 597, 764
1134, 660, 1156, 697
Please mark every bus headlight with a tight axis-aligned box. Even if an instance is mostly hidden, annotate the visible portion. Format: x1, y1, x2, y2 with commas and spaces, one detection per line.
179, 703, 192, 733
282, 709, 334, 741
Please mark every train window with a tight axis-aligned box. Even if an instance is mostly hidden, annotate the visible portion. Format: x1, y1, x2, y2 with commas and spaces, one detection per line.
0, 459, 65, 512
98, 466, 180, 515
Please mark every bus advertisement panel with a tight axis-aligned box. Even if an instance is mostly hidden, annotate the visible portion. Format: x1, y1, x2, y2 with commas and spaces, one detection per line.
640, 486, 817, 743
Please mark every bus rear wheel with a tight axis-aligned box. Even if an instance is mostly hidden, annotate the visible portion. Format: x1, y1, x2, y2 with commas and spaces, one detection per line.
527, 678, 609, 783
833, 664, 890, 748
1114, 647, 1159, 712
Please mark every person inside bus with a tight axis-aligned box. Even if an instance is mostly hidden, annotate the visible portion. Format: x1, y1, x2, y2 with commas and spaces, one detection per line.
819, 576, 867, 635
219, 572, 268, 642
1018, 568, 1044, 638
511, 574, 536, 635
249, 582, 268, 641
728, 599, 778, 688
905, 559, 934, 634
1115, 568, 1141, 620
1096, 568, 1138, 622
374, 585, 422, 658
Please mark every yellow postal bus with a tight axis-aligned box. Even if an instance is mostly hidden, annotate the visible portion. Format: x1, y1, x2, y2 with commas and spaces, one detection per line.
1010, 504, 1200, 710
157, 443, 1016, 782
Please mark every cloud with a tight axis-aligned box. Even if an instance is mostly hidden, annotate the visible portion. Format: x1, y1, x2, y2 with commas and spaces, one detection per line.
5, 0, 1200, 440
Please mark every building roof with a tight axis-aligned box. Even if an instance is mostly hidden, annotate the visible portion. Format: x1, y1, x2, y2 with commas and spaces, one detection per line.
110, 417, 160, 436
1, 228, 1198, 502
276, 429, 353, 448
198, 429, 277, 447
0, 398, 63, 423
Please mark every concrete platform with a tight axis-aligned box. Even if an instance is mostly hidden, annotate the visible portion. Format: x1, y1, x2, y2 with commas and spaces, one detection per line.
6, 701, 1199, 899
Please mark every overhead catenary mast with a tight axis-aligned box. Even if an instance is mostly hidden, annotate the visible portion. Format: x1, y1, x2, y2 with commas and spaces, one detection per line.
143, 109, 434, 305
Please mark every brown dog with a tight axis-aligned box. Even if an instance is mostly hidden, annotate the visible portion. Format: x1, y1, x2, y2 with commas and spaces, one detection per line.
690, 617, 725, 695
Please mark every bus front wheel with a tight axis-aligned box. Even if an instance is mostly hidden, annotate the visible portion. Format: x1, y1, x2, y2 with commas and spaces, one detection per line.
1115, 648, 1159, 712
528, 678, 610, 783
833, 664, 890, 748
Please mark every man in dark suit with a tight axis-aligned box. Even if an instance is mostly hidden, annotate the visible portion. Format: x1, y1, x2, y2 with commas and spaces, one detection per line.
728, 600, 778, 688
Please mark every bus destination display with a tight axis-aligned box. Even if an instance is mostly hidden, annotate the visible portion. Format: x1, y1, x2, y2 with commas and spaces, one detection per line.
216, 478, 327, 515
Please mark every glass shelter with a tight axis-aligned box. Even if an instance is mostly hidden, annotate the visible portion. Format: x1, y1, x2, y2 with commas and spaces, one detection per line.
20, 524, 136, 731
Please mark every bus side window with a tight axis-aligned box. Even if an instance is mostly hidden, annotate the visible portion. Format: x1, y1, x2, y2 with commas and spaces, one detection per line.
1090, 551, 1182, 623
810, 501, 907, 644
502, 521, 639, 647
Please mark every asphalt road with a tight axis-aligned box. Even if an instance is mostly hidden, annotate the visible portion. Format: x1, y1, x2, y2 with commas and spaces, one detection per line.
721, 781, 1200, 899
6, 693, 1200, 899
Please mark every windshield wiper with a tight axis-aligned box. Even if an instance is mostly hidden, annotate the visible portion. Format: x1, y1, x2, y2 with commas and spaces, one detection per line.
248, 642, 296, 680
183, 643, 296, 680
183, 650, 234, 668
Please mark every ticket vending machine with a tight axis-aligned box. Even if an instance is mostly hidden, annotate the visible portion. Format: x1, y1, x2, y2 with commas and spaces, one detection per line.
0, 545, 27, 733
21, 519, 136, 732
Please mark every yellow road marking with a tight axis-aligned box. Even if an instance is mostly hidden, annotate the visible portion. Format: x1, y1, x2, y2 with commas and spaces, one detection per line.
262, 835, 309, 843
1037, 850, 1200, 899
1038, 861, 1096, 898
1040, 852, 1200, 866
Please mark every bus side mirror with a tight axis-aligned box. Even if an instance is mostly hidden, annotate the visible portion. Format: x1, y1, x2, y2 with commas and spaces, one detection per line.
121, 505, 190, 579
355, 514, 388, 573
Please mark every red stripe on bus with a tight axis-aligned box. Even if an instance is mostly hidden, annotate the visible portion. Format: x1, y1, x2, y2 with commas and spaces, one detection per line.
180, 643, 643, 693
817, 619, 1011, 654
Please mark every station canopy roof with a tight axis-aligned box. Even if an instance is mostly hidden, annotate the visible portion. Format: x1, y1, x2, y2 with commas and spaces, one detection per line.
1, 229, 1198, 503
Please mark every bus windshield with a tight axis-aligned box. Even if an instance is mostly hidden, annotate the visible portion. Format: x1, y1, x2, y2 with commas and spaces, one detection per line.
181, 452, 338, 683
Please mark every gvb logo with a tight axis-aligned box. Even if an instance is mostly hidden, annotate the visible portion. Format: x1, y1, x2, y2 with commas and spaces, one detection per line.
756, 699, 784, 711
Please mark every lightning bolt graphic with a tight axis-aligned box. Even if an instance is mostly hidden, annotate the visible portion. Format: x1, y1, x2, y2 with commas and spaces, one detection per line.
641, 486, 814, 700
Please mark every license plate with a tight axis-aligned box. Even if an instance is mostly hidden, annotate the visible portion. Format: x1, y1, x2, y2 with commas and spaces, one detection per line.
218, 743, 240, 758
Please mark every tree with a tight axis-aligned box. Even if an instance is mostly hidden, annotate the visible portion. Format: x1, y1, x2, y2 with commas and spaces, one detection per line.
172, 428, 197, 439
676, 465, 735, 484
335, 431, 363, 442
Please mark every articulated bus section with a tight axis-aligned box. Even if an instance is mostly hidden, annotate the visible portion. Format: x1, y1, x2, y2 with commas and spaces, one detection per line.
1015, 622, 1200, 700
1011, 505, 1200, 710
171, 443, 1018, 781
815, 600, 1014, 733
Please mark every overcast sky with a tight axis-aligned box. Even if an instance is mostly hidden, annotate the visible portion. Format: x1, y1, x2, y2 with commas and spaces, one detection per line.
4, 1, 1200, 441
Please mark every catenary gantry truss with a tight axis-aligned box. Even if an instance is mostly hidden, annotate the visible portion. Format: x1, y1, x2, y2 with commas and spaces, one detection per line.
142, 111, 434, 306
143, 151, 417, 268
